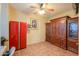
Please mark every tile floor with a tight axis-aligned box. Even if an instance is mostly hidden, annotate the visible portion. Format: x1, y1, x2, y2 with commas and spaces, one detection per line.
14, 41, 78, 56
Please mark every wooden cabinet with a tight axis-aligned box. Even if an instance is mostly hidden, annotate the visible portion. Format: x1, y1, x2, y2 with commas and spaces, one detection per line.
51, 20, 56, 45
46, 16, 69, 49
46, 16, 78, 53
67, 17, 78, 53
58, 19, 67, 49
46, 23, 52, 42
52, 20, 61, 47
51, 16, 69, 49
54, 20, 60, 47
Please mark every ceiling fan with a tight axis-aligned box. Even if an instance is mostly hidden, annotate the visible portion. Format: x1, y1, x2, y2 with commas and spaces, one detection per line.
72, 3, 79, 14
30, 3, 54, 15
39, 3, 54, 11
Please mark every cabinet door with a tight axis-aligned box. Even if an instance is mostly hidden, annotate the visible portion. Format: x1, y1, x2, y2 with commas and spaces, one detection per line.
51, 21, 56, 44
9, 21, 19, 50
20, 22, 27, 49
46, 23, 52, 42
59, 19, 67, 49
54, 20, 61, 47
46, 23, 49, 41
53, 19, 67, 49
67, 18, 78, 53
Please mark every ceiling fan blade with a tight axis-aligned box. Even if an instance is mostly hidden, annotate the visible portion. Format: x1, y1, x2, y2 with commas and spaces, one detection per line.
42, 3, 48, 8
75, 3, 79, 14
47, 9, 54, 11
43, 3, 54, 11
72, 3, 79, 14
30, 6, 38, 8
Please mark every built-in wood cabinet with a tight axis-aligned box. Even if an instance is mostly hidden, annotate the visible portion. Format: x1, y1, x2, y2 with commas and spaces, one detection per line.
46, 16, 78, 54
46, 23, 52, 42
46, 16, 69, 49
67, 17, 78, 53
51, 16, 69, 49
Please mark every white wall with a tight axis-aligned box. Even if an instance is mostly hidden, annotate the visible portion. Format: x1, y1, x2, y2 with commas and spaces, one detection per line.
1, 4, 9, 40
0, 4, 1, 46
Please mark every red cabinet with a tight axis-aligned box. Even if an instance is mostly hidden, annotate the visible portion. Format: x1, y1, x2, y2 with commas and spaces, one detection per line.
9, 21, 19, 50
20, 22, 27, 49
9, 21, 27, 50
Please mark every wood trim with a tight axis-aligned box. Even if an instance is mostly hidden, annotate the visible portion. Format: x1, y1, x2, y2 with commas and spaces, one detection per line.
78, 17, 79, 55
50, 16, 70, 21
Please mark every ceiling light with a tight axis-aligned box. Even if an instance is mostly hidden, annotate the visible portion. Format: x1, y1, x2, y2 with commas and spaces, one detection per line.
38, 10, 45, 15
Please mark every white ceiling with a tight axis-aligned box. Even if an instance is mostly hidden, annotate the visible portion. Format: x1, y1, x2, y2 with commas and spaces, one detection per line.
11, 3, 40, 14
11, 3, 73, 15
48, 3, 73, 14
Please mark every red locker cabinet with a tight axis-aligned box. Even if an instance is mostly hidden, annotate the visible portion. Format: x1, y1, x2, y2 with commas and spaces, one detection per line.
20, 22, 27, 49
9, 21, 27, 50
9, 21, 19, 50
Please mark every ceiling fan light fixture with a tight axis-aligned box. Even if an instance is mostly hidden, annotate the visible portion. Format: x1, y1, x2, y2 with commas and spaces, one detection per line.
38, 10, 45, 15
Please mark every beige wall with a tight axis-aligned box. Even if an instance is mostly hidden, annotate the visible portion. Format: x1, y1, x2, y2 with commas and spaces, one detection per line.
26, 14, 46, 45
48, 9, 78, 20
9, 5, 46, 45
